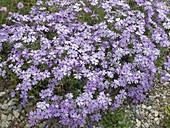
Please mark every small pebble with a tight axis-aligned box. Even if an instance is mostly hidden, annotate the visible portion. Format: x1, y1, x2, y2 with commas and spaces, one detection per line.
1, 114, 7, 121
13, 110, 20, 118
1, 104, 8, 110
146, 106, 152, 110
136, 119, 141, 127
0, 92, 6, 97
1, 121, 9, 128
7, 114, 12, 121
8, 99, 17, 106
144, 122, 150, 128
154, 111, 159, 117
141, 104, 146, 109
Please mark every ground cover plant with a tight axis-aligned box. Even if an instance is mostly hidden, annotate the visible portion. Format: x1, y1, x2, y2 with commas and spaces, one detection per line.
0, 0, 170, 127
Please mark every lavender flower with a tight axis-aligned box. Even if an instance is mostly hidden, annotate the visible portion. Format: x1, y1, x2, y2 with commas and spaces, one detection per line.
17, 2, 24, 9
0, 7, 7, 12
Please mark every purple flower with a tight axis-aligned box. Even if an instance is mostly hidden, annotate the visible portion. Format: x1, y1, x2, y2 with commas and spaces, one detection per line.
37, 101, 49, 110
10, 90, 16, 98
91, 113, 101, 121
0, 7, 7, 12
17, 2, 24, 9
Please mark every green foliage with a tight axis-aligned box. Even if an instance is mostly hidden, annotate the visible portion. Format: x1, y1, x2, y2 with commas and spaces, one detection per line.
121, 54, 135, 63
0, 0, 36, 27
155, 46, 169, 68
127, 0, 144, 12
165, 106, 170, 117
28, 78, 50, 103
54, 75, 88, 99
78, 5, 105, 26
101, 108, 132, 128
164, 105, 170, 127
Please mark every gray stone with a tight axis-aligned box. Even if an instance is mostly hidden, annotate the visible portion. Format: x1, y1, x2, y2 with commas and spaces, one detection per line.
13, 110, 20, 118
146, 106, 152, 110
163, 82, 169, 86
1, 114, 7, 121
156, 120, 160, 125
144, 122, 150, 128
8, 99, 18, 106
148, 114, 154, 120
135, 113, 142, 120
154, 117, 158, 121
132, 106, 137, 113
7, 114, 13, 121
154, 118, 160, 125
0, 92, 6, 97
39, 121, 47, 128
149, 96, 155, 102
1, 121, 9, 128
136, 119, 141, 128
8, 106, 17, 110
154, 111, 159, 117
1, 104, 8, 110
141, 104, 147, 109
20, 116, 24, 121
25, 124, 31, 128
136, 115, 142, 120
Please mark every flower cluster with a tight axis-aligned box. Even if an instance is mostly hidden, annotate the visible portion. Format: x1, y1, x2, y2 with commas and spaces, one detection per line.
161, 56, 170, 82
0, 0, 170, 127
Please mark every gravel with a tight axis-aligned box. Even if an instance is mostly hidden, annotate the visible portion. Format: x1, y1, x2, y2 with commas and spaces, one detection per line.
125, 80, 170, 128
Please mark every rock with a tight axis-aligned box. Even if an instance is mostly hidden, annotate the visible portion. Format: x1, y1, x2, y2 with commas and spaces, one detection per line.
148, 114, 154, 120
144, 122, 150, 128
136, 115, 142, 120
7, 114, 13, 121
135, 113, 142, 120
132, 106, 137, 113
149, 96, 156, 101
141, 104, 146, 109
163, 82, 169, 86
156, 120, 160, 125
20, 116, 24, 121
154, 111, 159, 117
1, 104, 8, 110
1, 121, 9, 128
136, 119, 141, 127
8, 99, 18, 106
25, 124, 31, 128
8, 106, 17, 110
1, 114, 7, 121
0, 92, 6, 97
146, 106, 152, 110
39, 121, 47, 128
13, 110, 20, 118
154, 118, 160, 125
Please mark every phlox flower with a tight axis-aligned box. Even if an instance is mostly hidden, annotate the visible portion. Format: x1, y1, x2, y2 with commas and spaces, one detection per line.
0, 7, 7, 12
17, 2, 24, 9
